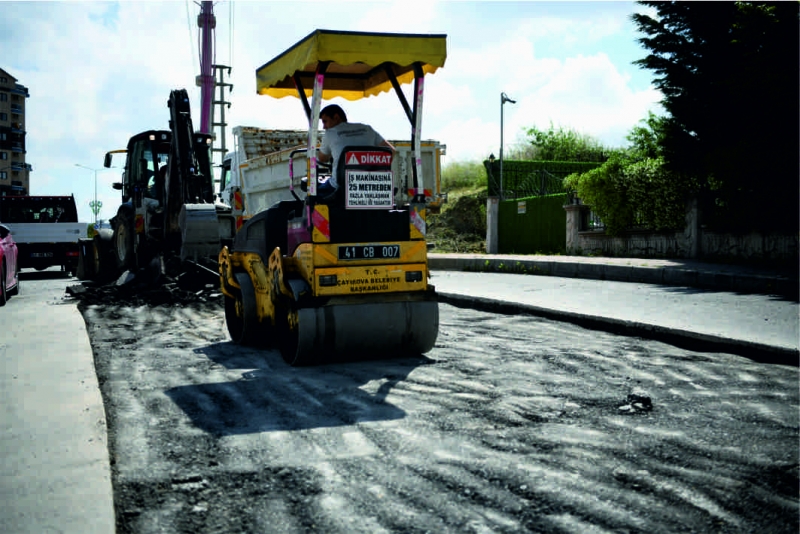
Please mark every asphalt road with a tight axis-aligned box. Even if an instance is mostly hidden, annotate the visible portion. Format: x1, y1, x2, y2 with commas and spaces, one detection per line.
76, 294, 799, 533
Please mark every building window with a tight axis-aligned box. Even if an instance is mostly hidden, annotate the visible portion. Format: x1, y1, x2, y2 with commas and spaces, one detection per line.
0, 93, 6, 102
0, 77, 7, 83
0, 113, 6, 121
0, 152, 7, 160
0, 172, 6, 180
0, 133, 5, 140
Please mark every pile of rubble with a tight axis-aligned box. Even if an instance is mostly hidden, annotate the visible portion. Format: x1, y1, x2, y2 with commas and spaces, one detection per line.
618, 391, 653, 414
66, 267, 224, 308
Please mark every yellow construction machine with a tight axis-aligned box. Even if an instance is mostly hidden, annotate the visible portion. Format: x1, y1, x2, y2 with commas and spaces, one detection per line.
218, 29, 446, 365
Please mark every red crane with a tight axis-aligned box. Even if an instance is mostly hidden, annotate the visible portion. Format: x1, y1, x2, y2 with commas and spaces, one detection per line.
195, 0, 215, 135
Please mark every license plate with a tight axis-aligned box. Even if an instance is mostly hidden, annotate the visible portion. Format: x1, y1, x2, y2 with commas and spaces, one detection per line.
338, 244, 400, 260
31, 252, 53, 258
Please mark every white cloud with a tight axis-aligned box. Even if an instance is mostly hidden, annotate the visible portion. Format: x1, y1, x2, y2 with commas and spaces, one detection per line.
3, 1, 661, 222
504, 52, 662, 148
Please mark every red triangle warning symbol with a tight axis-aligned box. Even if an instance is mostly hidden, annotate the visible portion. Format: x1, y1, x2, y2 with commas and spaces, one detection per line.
347, 153, 359, 165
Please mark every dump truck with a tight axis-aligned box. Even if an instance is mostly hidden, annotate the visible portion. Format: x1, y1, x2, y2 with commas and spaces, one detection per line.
219, 127, 446, 232
77, 89, 234, 282
219, 29, 446, 365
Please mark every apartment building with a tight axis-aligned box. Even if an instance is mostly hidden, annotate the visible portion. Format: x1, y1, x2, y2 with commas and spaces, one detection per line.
0, 68, 31, 196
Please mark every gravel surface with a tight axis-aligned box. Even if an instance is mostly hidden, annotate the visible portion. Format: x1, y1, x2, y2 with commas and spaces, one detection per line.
75, 292, 799, 534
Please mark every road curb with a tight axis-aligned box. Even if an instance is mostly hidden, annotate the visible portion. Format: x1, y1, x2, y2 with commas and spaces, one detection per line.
429, 256, 799, 298
438, 292, 799, 367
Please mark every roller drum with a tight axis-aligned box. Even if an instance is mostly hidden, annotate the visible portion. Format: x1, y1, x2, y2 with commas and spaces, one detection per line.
286, 299, 439, 366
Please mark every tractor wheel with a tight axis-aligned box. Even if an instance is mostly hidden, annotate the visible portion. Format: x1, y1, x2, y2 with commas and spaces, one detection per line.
75, 240, 93, 280
225, 272, 260, 346
112, 214, 135, 272
92, 234, 112, 281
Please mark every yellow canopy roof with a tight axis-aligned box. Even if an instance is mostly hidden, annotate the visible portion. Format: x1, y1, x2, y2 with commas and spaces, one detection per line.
255, 30, 447, 101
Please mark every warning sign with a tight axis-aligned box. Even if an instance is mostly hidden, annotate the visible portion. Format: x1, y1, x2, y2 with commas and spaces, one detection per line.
345, 170, 393, 209
344, 151, 393, 166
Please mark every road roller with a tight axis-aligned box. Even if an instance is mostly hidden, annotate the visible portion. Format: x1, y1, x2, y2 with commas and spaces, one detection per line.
219, 29, 446, 365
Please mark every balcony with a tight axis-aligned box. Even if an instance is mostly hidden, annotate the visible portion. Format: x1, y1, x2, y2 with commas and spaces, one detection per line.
10, 104, 23, 114
11, 85, 29, 97
4, 162, 33, 172
11, 143, 24, 153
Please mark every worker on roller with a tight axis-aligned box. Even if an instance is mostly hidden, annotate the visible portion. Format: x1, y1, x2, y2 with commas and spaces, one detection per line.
316, 104, 395, 197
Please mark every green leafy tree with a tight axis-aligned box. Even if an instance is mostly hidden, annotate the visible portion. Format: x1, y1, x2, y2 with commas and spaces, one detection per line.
518, 123, 610, 162
564, 114, 693, 235
632, 2, 799, 232
625, 111, 667, 159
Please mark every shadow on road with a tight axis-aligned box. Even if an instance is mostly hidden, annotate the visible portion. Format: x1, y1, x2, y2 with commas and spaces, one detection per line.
654, 283, 800, 303
166, 343, 433, 436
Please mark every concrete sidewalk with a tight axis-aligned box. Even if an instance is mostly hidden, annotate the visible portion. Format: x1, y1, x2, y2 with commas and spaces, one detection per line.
430, 254, 799, 365
0, 288, 115, 534
429, 253, 799, 298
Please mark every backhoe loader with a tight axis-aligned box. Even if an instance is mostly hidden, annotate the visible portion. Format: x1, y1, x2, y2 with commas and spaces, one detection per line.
80, 89, 234, 282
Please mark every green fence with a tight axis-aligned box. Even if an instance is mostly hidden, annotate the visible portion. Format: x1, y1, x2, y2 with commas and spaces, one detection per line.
484, 160, 602, 199
498, 193, 568, 254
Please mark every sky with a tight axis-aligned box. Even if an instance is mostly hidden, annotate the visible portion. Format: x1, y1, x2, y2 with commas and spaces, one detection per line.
2, 0, 662, 224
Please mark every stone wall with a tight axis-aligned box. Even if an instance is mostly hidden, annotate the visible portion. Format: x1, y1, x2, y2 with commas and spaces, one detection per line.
564, 202, 798, 261
700, 232, 798, 262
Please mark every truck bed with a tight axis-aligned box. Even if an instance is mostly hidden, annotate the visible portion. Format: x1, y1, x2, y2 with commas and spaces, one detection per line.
5, 222, 85, 270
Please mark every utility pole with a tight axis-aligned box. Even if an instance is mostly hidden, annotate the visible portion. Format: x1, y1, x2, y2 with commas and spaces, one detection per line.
211, 64, 233, 168
75, 163, 102, 224
500, 92, 516, 201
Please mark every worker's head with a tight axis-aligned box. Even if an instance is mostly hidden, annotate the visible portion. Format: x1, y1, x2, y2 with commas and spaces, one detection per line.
320, 104, 347, 130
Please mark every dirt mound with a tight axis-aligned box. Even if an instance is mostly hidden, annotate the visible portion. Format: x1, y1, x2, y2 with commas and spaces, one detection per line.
428, 191, 487, 253
435, 191, 487, 237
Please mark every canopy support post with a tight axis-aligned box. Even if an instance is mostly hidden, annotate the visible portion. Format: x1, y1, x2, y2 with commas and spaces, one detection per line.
293, 74, 312, 122
384, 64, 414, 125
410, 62, 425, 201
306, 61, 329, 197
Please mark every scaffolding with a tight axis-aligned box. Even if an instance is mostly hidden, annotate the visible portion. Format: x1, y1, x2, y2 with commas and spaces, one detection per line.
210, 64, 233, 169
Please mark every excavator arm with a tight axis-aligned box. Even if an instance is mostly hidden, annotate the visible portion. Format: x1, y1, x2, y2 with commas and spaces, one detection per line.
164, 89, 215, 240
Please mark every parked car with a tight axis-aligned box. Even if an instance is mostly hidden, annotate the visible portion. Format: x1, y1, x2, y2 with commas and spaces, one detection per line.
0, 223, 20, 305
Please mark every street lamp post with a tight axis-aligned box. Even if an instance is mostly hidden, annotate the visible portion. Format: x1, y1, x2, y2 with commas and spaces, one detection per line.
500, 92, 516, 201
75, 163, 104, 224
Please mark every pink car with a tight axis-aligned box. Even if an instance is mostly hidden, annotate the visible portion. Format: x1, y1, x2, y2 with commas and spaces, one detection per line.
0, 223, 20, 305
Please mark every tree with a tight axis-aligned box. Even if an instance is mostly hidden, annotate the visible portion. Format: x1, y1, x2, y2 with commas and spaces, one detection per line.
625, 111, 668, 160
516, 123, 610, 162
631, 2, 799, 232
564, 114, 691, 235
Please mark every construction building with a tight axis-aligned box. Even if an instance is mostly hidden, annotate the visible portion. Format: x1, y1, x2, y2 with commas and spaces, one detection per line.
0, 68, 31, 196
